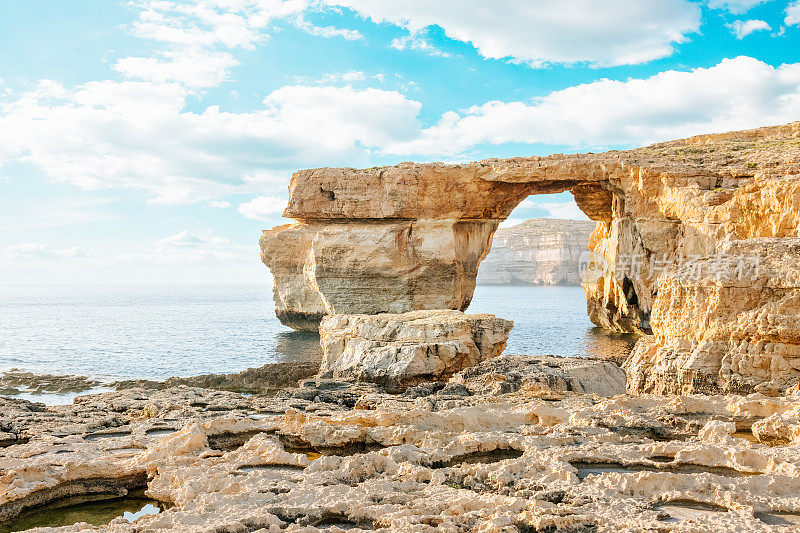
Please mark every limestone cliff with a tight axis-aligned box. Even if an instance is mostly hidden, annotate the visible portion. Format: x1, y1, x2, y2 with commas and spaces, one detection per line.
261, 121, 800, 394
476, 218, 595, 286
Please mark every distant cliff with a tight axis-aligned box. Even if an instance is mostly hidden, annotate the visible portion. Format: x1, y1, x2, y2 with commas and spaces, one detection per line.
476, 218, 595, 286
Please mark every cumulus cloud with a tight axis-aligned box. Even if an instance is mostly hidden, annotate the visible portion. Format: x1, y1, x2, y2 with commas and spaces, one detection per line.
117, 0, 361, 88
387, 56, 800, 156
390, 32, 450, 57
326, 0, 700, 66
292, 14, 363, 40
114, 49, 239, 88
788, 1, 800, 25
238, 196, 287, 220
728, 19, 771, 38
0, 82, 421, 204
706, 0, 771, 14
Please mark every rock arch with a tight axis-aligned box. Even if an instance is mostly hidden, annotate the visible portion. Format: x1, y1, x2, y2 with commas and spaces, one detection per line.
261, 122, 800, 394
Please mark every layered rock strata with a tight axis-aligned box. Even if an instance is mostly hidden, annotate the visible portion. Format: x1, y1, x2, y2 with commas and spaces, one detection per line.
3, 361, 800, 532
318, 310, 512, 388
626, 238, 800, 395
261, 220, 497, 330
261, 122, 800, 394
476, 218, 596, 285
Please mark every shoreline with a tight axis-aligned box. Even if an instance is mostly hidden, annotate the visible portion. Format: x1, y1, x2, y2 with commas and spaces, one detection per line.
2, 353, 799, 531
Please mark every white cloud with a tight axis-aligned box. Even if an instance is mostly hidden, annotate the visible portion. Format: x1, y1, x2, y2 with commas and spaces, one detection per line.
238, 196, 287, 220
292, 14, 363, 40
0, 82, 421, 204
540, 202, 590, 220
5, 243, 96, 260
318, 71, 366, 83
387, 56, 800, 155
114, 49, 239, 88
788, 1, 800, 25
706, 0, 770, 14
157, 230, 229, 248
728, 19, 771, 38
326, 0, 700, 66
390, 32, 450, 57
116, 1, 361, 88
207, 200, 232, 208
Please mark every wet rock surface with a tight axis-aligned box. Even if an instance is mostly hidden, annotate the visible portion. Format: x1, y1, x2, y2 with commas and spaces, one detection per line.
2, 355, 800, 532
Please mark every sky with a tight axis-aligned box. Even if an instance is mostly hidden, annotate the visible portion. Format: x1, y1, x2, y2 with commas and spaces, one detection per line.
1, 0, 799, 284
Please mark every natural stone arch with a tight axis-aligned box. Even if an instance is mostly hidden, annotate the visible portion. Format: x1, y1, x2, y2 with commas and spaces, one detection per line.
261, 122, 800, 394
261, 160, 635, 332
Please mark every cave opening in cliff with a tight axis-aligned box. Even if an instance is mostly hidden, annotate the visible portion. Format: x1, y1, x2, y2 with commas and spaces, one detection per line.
469, 191, 638, 362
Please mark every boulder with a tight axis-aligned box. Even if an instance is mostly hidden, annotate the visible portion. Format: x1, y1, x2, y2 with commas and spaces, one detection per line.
318, 310, 513, 388
450, 354, 626, 397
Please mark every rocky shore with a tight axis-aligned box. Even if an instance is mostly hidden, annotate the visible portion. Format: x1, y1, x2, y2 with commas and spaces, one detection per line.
2, 350, 800, 532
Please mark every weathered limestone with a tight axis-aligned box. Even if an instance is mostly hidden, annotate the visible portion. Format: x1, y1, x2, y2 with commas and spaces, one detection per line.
625, 238, 800, 395
476, 218, 596, 285
261, 220, 497, 329
4, 370, 800, 532
449, 353, 626, 397
318, 310, 512, 388
261, 122, 800, 394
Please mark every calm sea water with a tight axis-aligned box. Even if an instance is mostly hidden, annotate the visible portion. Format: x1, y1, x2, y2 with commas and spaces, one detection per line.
0, 284, 636, 381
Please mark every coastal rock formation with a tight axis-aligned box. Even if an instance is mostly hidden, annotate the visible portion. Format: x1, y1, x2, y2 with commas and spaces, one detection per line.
626, 238, 800, 395
2, 364, 800, 532
318, 310, 512, 388
476, 218, 596, 285
449, 353, 626, 397
261, 122, 800, 394
261, 220, 497, 330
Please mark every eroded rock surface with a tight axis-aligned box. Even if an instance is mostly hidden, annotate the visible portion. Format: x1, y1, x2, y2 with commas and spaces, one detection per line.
318, 310, 512, 388
261, 220, 497, 330
261, 122, 800, 394
626, 238, 800, 396
476, 218, 596, 286
3, 357, 800, 532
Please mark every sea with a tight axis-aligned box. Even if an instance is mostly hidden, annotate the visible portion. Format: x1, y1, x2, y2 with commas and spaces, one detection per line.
0, 284, 638, 403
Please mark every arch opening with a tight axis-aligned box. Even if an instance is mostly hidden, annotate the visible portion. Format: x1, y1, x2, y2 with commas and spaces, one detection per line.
470, 191, 639, 362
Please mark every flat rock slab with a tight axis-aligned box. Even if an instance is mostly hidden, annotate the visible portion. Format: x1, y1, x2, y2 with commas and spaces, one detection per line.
450, 353, 626, 397
319, 310, 513, 388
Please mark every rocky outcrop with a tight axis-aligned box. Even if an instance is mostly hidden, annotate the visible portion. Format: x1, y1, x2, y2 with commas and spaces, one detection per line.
261, 122, 800, 394
625, 238, 800, 395
449, 353, 626, 397
476, 218, 595, 285
3, 368, 800, 531
318, 310, 512, 388
261, 220, 496, 330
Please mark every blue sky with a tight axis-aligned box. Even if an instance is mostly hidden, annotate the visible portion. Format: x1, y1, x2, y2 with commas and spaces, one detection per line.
1, 0, 799, 283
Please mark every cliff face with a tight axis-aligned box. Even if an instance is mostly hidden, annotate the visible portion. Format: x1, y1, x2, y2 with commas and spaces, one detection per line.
261, 122, 800, 394
476, 218, 595, 286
